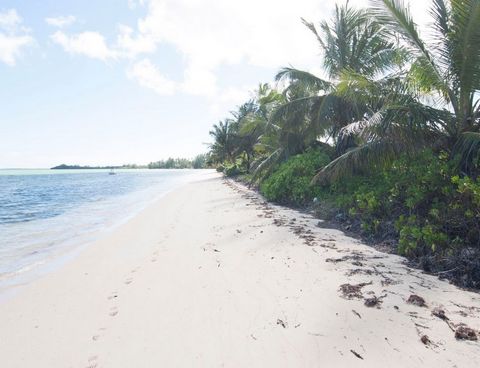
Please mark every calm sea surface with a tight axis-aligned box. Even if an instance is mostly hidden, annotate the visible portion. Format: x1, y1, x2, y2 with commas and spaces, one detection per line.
0, 169, 203, 288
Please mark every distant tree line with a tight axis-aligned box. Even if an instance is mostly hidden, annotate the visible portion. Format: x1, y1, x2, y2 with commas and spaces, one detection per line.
148, 154, 209, 169
52, 154, 210, 170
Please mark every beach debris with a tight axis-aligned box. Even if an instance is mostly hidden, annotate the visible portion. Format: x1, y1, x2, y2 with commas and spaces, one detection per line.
339, 281, 372, 299
414, 322, 430, 329
381, 277, 401, 287
327, 257, 346, 264
407, 294, 426, 307
347, 269, 374, 277
276, 319, 287, 328
454, 325, 478, 341
350, 349, 364, 360
326, 253, 365, 264
432, 307, 448, 320
319, 243, 337, 249
364, 295, 382, 308
352, 310, 362, 319
273, 219, 285, 226
420, 335, 431, 345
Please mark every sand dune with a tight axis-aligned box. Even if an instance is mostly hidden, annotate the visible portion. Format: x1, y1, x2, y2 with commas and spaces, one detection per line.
0, 171, 479, 367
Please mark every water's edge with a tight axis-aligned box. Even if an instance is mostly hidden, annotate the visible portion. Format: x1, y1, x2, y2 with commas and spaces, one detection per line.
0, 169, 211, 295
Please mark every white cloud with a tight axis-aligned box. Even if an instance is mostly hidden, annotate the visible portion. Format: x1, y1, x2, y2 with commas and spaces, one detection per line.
118, 0, 434, 98
47, 0, 434, 100
209, 85, 254, 116
127, 58, 176, 95
0, 34, 32, 65
45, 15, 76, 28
0, 9, 33, 66
0, 9, 22, 32
131, 0, 327, 75
51, 31, 117, 61
116, 25, 156, 58
107, 0, 330, 98
181, 63, 217, 97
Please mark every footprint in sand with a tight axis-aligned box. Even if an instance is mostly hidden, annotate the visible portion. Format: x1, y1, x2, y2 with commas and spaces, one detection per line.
86, 355, 98, 368
124, 278, 133, 285
107, 292, 119, 300
109, 307, 119, 317
91, 327, 106, 341
151, 258, 157, 262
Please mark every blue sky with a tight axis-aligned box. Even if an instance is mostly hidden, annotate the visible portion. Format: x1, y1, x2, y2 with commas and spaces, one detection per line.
0, 0, 428, 168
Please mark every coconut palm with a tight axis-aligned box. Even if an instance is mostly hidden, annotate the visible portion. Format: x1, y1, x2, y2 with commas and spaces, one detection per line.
273, 1, 403, 157
208, 85, 283, 172
314, 71, 452, 182
209, 120, 234, 164
315, 0, 480, 181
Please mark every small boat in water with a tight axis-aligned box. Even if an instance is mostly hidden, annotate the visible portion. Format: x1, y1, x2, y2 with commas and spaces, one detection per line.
109, 168, 116, 175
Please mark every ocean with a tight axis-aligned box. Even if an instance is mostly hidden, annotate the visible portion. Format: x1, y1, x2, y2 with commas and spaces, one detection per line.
0, 169, 203, 289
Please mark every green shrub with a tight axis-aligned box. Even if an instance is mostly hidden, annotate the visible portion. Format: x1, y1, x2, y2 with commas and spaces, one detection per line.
260, 148, 330, 206
318, 150, 480, 260
224, 163, 243, 177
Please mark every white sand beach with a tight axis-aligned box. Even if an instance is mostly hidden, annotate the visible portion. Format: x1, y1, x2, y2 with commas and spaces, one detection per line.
0, 171, 479, 368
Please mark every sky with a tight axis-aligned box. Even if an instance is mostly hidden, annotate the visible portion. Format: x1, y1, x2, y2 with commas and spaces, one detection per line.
0, 0, 430, 168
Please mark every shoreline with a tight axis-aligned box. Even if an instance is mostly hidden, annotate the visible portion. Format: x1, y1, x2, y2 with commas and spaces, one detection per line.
0, 170, 207, 294
0, 172, 479, 367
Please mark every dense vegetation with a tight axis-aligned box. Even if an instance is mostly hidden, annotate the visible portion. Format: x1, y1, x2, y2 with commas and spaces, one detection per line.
207, 0, 480, 288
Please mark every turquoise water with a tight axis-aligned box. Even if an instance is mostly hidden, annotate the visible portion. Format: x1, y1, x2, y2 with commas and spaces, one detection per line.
0, 169, 202, 287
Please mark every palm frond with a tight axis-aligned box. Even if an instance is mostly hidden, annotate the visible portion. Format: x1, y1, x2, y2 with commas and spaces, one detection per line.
454, 131, 480, 172
449, 0, 480, 120
270, 96, 319, 129
251, 148, 284, 183
301, 18, 326, 50
275, 67, 332, 92
313, 139, 404, 184
370, 0, 454, 105
339, 112, 384, 140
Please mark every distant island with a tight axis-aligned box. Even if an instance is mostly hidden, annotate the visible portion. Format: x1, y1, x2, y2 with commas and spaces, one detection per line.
51, 164, 141, 170
51, 154, 209, 170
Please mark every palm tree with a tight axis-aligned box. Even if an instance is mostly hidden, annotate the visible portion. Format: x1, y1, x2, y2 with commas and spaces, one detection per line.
209, 120, 234, 164
208, 85, 281, 172
273, 1, 403, 157
315, 0, 480, 181
225, 100, 263, 171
